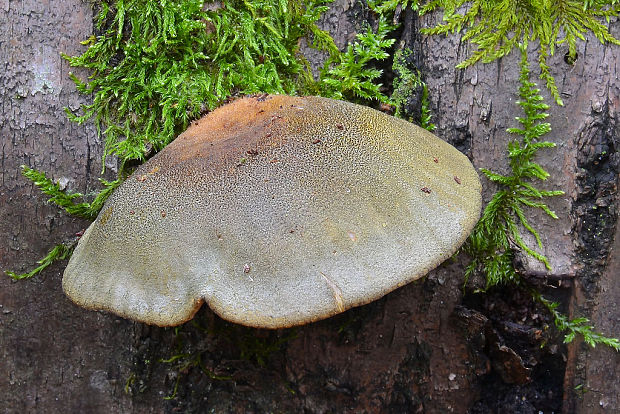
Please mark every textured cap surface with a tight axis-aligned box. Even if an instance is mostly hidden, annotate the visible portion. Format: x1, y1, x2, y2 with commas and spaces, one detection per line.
63, 95, 482, 328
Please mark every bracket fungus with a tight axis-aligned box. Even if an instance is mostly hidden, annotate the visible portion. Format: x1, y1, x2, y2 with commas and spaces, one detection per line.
63, 95, 482, 329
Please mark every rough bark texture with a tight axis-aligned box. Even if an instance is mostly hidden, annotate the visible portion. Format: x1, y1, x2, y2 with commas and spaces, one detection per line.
1, 1, 618, 413
416, 8, 619, 412
0, 1, 134, 412
563, 41, 620, 413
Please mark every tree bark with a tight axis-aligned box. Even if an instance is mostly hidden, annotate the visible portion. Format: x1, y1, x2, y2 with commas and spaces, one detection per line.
0, 1, 135, 412
418, 9, 619, 413
1, 1, 618, 413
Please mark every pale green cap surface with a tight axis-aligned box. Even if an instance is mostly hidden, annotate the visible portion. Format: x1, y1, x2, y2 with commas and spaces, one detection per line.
63, 95, 482, 328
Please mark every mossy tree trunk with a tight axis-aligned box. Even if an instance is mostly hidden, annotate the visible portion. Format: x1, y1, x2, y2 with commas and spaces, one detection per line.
1, 1, 618, 413
416, 8, 619, 413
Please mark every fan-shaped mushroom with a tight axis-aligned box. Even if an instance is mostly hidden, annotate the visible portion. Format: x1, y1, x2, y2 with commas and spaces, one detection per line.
63, 95, 482, 328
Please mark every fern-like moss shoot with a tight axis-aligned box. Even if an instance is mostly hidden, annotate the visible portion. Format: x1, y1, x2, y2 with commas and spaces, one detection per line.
464, 44, 564, 290
464, 44, 619, 350
6, 243, 74, 281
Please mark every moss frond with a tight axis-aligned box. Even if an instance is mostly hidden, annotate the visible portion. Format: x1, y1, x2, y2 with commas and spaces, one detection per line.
6, 243, 74, 281
463, 45, 564, 289
20, 165, 120, 220
533, 291, 620, 350
319, 15, 397, 102
5, 167, 120, 279
461, 47, 619, 349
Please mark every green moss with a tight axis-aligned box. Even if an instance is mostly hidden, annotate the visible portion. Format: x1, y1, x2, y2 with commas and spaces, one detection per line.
390, 49, 421, 119
390, 48, 436, 131
18, 165, 119, 220
373, 0, 620, 105
6, 243, 74, 281
318, 15, 396, 102
464, 45, 564, 289
370, 0, 423, 14
533, 290, 620, 350
5, 166, 120, 280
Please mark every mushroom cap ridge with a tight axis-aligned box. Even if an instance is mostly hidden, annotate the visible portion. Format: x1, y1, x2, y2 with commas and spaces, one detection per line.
62, 95, 482, 328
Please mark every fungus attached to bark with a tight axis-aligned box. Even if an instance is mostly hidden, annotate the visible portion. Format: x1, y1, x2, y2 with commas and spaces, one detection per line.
63, 95, 482, 329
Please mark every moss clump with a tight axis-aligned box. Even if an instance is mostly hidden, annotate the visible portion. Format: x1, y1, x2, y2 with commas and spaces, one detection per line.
63, 0, 403, 169
424, 0, 620, 105
64, 0, 340, 166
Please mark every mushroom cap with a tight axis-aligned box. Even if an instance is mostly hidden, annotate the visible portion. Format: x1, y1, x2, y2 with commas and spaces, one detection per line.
63, 95, 482, 328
